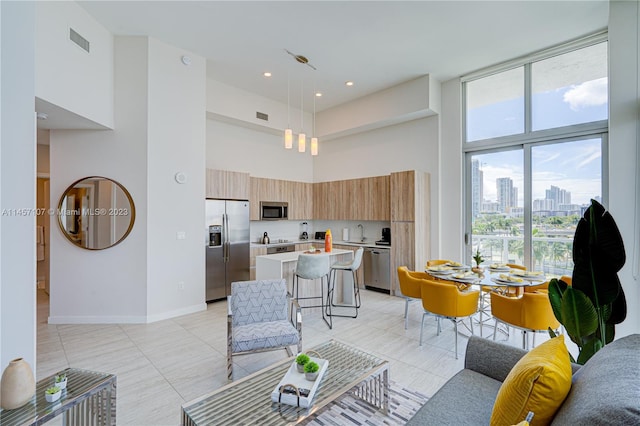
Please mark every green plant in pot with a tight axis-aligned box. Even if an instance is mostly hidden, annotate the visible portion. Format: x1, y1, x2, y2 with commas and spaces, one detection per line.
472, 248, 484, 273
295, 353, 310, 373
548, 199, 627, 364
304, 361, 320, 381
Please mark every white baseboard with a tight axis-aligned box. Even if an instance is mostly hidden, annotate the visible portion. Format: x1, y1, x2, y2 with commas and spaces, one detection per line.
47, 303, 207, 324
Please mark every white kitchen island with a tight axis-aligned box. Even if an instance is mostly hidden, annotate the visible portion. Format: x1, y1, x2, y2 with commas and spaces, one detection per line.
256, 248, 355, 314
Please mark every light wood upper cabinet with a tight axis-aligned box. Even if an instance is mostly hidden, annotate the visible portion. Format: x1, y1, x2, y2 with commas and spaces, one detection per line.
289, 181, 313, 220
389, 170, 430, 295
391, 170, 416, 221
313, 175, 389, 221
206, 169, 250, 200
250, 177, 313, 220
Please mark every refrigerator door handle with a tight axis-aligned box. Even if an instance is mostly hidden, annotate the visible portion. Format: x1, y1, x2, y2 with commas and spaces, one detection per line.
223, 213, 229, 262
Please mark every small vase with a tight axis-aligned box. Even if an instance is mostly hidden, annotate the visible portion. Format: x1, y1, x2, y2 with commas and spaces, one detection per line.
296, 364, 305, 373
305, 372, 318, 381
0, 358, 36, 410
55, 377, 67, 390
45, 389, 61, 403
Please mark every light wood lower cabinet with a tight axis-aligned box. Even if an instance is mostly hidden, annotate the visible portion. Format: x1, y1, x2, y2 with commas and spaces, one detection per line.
249, 246, 267, 280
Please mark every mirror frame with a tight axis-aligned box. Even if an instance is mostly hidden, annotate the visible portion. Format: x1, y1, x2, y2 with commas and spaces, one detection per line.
57, 176, 136, 250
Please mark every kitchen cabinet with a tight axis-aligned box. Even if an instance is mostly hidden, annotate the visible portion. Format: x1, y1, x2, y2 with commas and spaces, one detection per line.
389, 170, 430, 295
206, 169, 250, 200
295, 243, 313, 252
249, 246, 267, 280
313, 176, 389, 221
250, 177, 313, 220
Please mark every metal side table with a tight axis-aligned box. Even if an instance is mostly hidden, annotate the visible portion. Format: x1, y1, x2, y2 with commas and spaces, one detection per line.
0, 368, 116, 426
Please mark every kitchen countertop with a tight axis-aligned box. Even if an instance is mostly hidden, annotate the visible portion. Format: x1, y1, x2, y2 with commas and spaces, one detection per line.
256, 248, 353, 263
251, 239, 390, 249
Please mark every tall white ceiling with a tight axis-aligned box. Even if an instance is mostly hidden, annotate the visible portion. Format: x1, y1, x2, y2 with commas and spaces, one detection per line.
78, 1, 609, 112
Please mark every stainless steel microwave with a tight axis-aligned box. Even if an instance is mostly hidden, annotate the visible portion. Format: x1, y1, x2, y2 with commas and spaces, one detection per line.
260, 201, 288, 220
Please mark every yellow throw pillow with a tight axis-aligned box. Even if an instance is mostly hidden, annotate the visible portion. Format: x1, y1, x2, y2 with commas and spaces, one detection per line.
490, 335, 572, 426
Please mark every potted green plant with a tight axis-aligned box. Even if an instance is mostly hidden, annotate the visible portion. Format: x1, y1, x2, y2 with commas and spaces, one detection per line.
295, 353, 310, 373
472, 248, 484, 274
304, 361, 320, 381
45, 386, 61, 403
55, 373, 67, 390
548, 199, 627, 364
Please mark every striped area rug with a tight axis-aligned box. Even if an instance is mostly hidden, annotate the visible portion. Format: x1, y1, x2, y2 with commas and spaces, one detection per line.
303, 382, 428, 425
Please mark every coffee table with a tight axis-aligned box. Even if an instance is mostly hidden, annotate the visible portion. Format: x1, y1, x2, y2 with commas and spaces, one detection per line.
0, 368, 116, 426
181, 340, 389, 425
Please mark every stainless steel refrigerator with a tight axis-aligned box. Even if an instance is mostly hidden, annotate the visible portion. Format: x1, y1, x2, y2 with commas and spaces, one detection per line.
205, 199, 250, 301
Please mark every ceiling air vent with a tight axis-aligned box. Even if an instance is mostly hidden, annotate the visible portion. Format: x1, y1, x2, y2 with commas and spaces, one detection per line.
256, 112, 269, 121
69, 28, 90, 53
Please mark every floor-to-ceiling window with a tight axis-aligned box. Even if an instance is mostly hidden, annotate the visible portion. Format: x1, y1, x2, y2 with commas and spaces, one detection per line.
463, 33, 608, 276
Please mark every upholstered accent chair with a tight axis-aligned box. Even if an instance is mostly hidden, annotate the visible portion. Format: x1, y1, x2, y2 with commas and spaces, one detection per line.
227, 279, 302, 380
397, 266, 430, 330
490, 289, 560, 350
419, 279, 480, 359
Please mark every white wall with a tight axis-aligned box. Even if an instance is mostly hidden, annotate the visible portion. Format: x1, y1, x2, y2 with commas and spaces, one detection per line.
439, 79, 464, 261
608, 0, 640, 337
50, 36, 207, 324
206, 119, 314, 182
35, 1, 113, 129
146, 38, 206, 320
316, 75, 440, 140
49, 36, 149, 323
312, 117, 440, 256
1, 1, 37, 369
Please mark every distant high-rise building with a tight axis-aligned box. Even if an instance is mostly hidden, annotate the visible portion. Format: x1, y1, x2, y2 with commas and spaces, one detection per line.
497, 177, 515, 213
471, 160, 483, 217
545, 185, 571, 210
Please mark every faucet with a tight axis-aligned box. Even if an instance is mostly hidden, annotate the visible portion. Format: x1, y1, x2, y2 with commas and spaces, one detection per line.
357, 224, 365, 242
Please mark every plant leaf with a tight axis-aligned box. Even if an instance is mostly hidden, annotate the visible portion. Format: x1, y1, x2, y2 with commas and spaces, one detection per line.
548, 279, 565, 324
560, 287, 598, 342
577, 336, 603, 365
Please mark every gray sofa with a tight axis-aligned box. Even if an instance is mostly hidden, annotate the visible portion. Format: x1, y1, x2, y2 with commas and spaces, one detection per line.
407, 334, 640, 425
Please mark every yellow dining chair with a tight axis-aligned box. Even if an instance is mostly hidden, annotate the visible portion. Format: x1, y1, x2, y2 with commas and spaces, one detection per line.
397, 266, 430, 330
426, 259, 452, 267
490, 289, 561, 350
419, 279, 480, 359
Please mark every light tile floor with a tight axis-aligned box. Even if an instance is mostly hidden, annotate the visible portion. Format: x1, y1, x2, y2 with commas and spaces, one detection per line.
36, 289, 542, 426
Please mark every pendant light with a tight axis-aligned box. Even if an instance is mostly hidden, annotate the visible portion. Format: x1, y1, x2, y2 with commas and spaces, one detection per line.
284, 72, 293, 149
298, 78, 306, 152
311, 88, 318, 156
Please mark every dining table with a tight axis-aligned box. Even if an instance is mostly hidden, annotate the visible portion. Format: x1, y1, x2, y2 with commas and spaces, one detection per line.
424, 263, 548, 337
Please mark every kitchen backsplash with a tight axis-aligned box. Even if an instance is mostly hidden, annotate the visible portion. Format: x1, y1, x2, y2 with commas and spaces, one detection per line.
250, 220, 390, 244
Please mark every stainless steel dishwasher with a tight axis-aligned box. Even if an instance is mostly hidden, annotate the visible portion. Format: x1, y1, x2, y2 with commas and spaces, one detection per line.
363, 247, 391, 293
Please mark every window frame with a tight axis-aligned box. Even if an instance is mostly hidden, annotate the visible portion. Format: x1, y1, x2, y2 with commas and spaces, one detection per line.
462, 32, 609, 269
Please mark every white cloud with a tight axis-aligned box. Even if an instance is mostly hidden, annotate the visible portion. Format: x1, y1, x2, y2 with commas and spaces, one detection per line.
563, 77, 608, 111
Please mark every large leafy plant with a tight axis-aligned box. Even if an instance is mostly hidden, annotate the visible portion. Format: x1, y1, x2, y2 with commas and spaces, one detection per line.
548, 199, 627, 364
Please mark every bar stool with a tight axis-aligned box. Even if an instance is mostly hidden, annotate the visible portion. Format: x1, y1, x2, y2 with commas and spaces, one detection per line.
293, 254, 332, 329
328, 247, 363, 319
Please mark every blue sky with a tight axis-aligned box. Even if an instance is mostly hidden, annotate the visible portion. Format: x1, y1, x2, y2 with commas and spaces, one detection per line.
469, 79, 606, 206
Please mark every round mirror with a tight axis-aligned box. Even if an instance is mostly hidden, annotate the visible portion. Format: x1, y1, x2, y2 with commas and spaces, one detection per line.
57, 176, 136, 250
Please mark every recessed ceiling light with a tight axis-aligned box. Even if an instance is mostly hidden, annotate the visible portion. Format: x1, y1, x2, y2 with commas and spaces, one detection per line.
263, 72, 272, 77
315, 92, 322, 97
345, 81, 354, 87
37, 112, 48, 120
